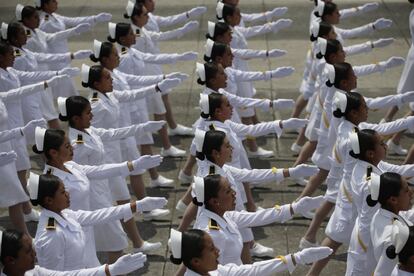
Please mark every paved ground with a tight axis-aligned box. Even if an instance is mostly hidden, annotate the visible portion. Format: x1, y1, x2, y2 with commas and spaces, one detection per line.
1, 0, 413, 275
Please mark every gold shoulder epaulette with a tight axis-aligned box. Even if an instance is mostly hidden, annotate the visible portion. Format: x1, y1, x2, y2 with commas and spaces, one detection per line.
135, 29, 140, 36
14, 49, 21, 57
366, 166, 373, 181
44, 14, 49, 21
26, 29, 31, 37
121, 47, 128, 55
209, 166, 215, 175
208, 219, 220, 230
76, 134, 84, 144
209, 124, 215, 130
46, 217, 56, 230
91, 92, 99, 102
46, 168, 53, 175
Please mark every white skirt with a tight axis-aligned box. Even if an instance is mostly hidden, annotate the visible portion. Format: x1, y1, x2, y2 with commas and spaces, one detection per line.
0, 162, 29, 207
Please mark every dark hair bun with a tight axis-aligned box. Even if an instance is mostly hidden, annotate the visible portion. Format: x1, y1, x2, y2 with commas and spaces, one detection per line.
32, 145, 44, 154
81, 81, 90, 88
333, 108, 344, 118
386, 245, 397, 259
366, 195, 378, 207
192, 197, 203, 207
59, 114, 69, 122
197, 78, 206, 86
316, 52, 323, 59
123, 13, 130, 19
349, 150, 359, 159
107, 36, 116, 43
170, 255, 183, 265
200, 112, 210, 119
195, 151, 206, 160
310, 34, 318, 42
326, 80, 334, 87
203, 55, 212, 62
89, 54, 99, 63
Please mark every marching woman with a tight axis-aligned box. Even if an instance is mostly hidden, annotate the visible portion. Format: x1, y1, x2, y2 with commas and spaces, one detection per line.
28, 172, 167, 270
0, 77, 62, 235
58, 95, 166, 262
32, 127, 165, 266
90, 39, 186, 188
388, 222, 414, 275
1, 22, 88, 126
215, 2, 292, 156
369, 172, 414, 276
190, 174, 325, 266
124, 1, 198, 136
35, 0, 111, 71
108, 22, 197, 157
0, 228, 148, 276
178, 128, 319, 262
168, 229, 332, 276
15, 4, 91, 122
0, 40, 74, 221
344, 129, 414, 275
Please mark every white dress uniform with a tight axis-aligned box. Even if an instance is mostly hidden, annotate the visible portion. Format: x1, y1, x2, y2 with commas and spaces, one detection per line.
371, 208, 414, 276
391, 267, 414, 276
346, 160, 414, 276
183, 256, 295, 276
325, 117, 414, 243
0, 83, 44, 207
0, 265, 110, 276
12, 47, 70, 122
0, 67, 54, 170
397, 8, 414, 110
69, 126, 143, 251
34, 203, 133, 271
115, 43, 181, 115
88, 87, 155, 200
194, 206, 292, 265
42, 161, 133, 268
22, 25, 77, 98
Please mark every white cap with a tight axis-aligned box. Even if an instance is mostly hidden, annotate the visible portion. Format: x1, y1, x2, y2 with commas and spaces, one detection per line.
391, 220, 410, 254
325, 63, 335, 85
194, 129, 206, 152
57, 97, 67, 117
196, 62, 206, 82
35, 126, 47, 152
170, 229, 182, 259
216, 2, 224, 19
200, 94, 209, 115
126, 0, 135, 17
34, 0, 42, 8
369, 173, 381, 201
1, 22, 8, 40
317, 37, 327, 56
28, 172, 40, 200
108, 22, 116, 39
334, 91, 347, 113
93, 39, 102, 59
315, 0, 325, 17
193, 176, 205, 203
208, 21, 215, 38
16, 4, 24, 21
349, 132, 360, 155
205, 39, 215, 58
0, 230, 3, 257
81, 64, 90, 84
310, 21, 320, 37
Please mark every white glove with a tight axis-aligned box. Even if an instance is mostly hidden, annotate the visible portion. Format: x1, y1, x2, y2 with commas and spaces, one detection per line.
141, 120, 166, 133
400, 91, 414, 103
46, 75, 69, 87
73, 23, 91, 34
358, 2, 379, 13
0, 151, 17, 167
288, 164, 319, 179
136, 197, 168, 212
58, 67, 81, 77
181, 21, 199, 34
294, 247, 333, 265
266, 66, 295, 80
379, 56, 405, 69
177, 51, 198, 61
22, 119, 47, 140
187, 6, 207, 18
272, 99, 295, 110
292, 195, 324, 215
372, 38, 394, 48
270, 7, 288, 18
132, 155, 163, 170
267, 49, 287, 58
281, 118, 308, 129
73, 50, 93, 60
108, 253, 147, 275
270, 19, 293, 32
157, 78, 181, 94
165, 72, 189, 81
94, 12, 112, 23
372, 18, 392, 30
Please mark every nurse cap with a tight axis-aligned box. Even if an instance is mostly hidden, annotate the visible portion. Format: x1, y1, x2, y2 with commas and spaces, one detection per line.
193, 176, 205, 204
1, 22, 8, 40
200, 94, 209, 115
35, 126, 47, 152
93, 39, 103, 59
170, 229, 182, 259
57, 97, 67, 117
28, 172, 40, 200
196, 62, 206, 82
